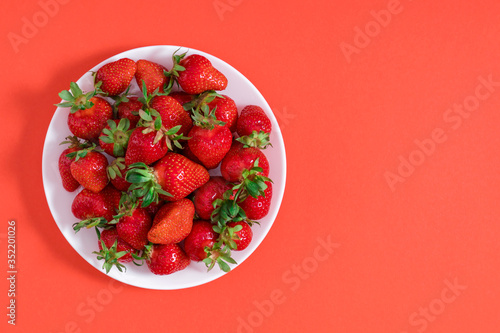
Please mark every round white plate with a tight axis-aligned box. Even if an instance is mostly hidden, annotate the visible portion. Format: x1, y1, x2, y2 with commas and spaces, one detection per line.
42, 45, 286, 290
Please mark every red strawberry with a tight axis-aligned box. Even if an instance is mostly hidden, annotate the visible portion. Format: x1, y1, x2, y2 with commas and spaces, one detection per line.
115, 196, 152, 250
169, 91, 194, 105
147, 198, 194, 244
188, 107, 232, 169
107, 158, 130, 191
135, 59, 167, 95
150, 95, 192, 136
99, 119, 133, 157
239, 181, 273, 220
181, 143, 203, 165
68, 96, 113, 140
146, 243, 190, 275
143, 199, 165, 217
124, 126, 169, 166
97, 228, 136, 263
184, 220, 218, 261
235, 105, 272, 149
177, 54, 228, 94
116, 96, 143, 128
95, 58, 136, 96
208, 95, 238, 133
69, 148, 109, 193
220, 142, 270, 182
236, 105, 272, 137
193, 176, 231, 220
58, 136, 90, 192
226, 221, 253, 250
71, 184, 121, 223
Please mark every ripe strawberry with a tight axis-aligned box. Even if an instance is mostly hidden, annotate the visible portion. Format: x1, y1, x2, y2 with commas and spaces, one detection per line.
116, 96, 143, 128
107, 157, 130, 191
71, 184, 121, 225
188, 107, 232, 169
220, 142, 270, 182
239, 181, 273, 220
150, 95, 192, 136
126, 152, 209, 206
236, 105, 272, 136
115, 195, 152, 250
94, 227, 137, 273
146, 243, 190, 275
99, 119, 133, 157
69, 148, 109, 193
124, 126, 169, 166
193, 176, 231, 220
184, 220, 218, 261
226, 221, 253, 250
235, 105, 272, 149
58, 136, 90, 192
177, 54, 228, 94
148, 198, 194, 244
57, 82, 113, 140
95, 58, 137, 96
135, 59, 167, 95
208, 94, 238, 132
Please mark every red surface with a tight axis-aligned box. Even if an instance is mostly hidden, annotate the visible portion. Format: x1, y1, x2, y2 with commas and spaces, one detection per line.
1, 0, 500, 332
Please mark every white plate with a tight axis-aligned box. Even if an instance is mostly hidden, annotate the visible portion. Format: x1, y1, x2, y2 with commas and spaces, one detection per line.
42, 45, 287, 290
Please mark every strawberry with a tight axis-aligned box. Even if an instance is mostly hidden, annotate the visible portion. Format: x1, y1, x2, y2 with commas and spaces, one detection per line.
135, 59, 167, 95
208, 94, 238, 132
94, 58, 136, 96
116, 96, 143, 128
220, 142, 270, 182
95, 228, 137, 273
184, 220, 218, 261
149, 95, 192, 136
107, 157, 130, 191
58, 136, 90, 192
193, 176, 231, 220
71, 184, 121, 230
177, 54, 228, 94
69, 147, 109, 193
225, 221, 253, 251
239, 181, 273, 220
235, 105, 272, 149
147, 198, 194, 244
99, 119, 133, 157
146, 243, 190, 275
115, 194, 152, 250
236, 105, 272, 136
56, 82, 113, 140
126, 152, 209, 206
124, 126, 169, 166
188, 106, 232, 169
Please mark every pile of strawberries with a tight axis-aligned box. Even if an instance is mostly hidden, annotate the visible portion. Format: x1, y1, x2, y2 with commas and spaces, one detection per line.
56, 50, 274, 275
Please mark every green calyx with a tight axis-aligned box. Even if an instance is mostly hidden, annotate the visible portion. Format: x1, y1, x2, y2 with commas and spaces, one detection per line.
99, 118, 133, 157
234, 158, 273, 200
93, 228, 129, 274
72, 217, 110, 233
112, 191, 139, 221
65, 142, 99, 161
107, 157, 126, 180
163, 48, 188, 95
55, 81, 96, 113
203, 243, 237, 273
191, 103, 225, 130
59, 135, 92, 149
236, 130, 272, 149
125, 162, 171, 207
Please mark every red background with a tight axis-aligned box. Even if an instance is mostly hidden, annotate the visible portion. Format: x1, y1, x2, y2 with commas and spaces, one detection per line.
1, 0, 500, 332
